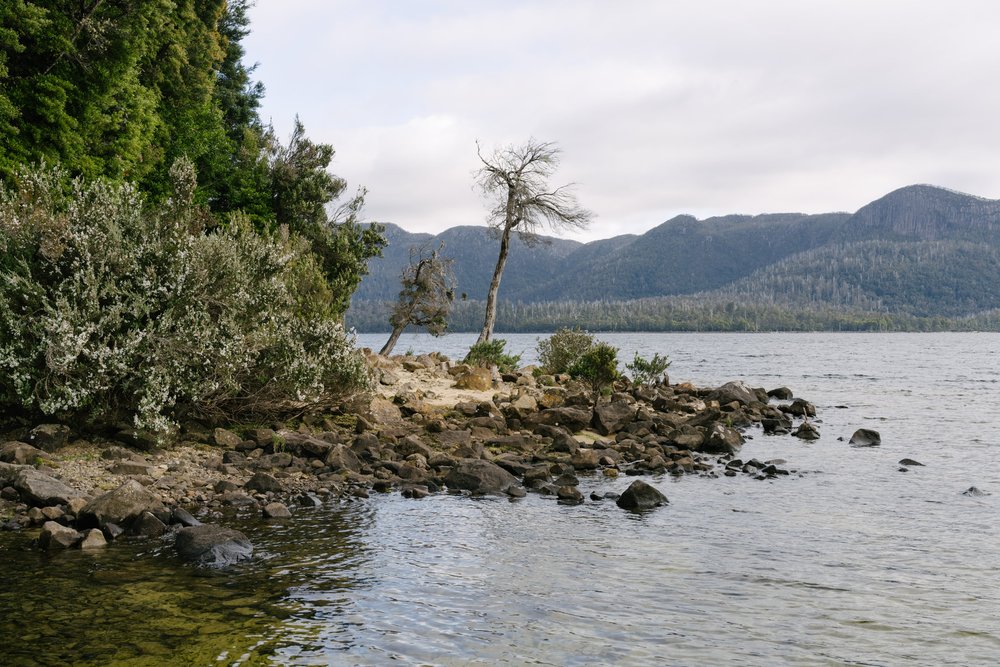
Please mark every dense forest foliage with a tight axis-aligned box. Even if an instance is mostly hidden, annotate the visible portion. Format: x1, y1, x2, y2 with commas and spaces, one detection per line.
347, 297, 1000, 333
0, 1, 384, 431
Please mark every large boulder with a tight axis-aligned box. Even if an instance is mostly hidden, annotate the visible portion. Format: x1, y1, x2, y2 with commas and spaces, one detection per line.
245, 472, 283, 493
325, 444, 362, 472
708, 381, 760, 408
444, 459, 518, 495
175, 524, 253, 566
27, 424, 72, 452
13, 469, 79, 507
530, 407, 594, 433
616, 480, 669, 511
593, 401, 636, 436
365, 396, 404, 425
698, 424, 744, 455
0, 441, 48, 465
78, 479, 165, 528
849, 428, 881, 447
453, 367, 493, 391
533, 424, 579, 453
781, 399, 817, 418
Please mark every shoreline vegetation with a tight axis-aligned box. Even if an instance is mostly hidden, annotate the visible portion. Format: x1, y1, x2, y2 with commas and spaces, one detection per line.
0, 347, 819, 564
346, 298, 1000, 333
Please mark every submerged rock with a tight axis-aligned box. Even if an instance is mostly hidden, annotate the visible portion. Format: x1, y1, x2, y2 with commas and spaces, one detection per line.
262, 502, 292, 519
962, 486, 989, 497
175, 524, 253, 566
616, 480, 669, 511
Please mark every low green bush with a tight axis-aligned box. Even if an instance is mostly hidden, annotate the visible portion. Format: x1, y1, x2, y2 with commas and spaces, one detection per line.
0, 161, 370, 434
536, 327, 595, 374
568, 342, 619, 396
464, 339, 521, 373
626, 352, 671, 387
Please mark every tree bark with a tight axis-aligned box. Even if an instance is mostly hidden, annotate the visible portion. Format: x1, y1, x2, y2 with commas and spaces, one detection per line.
477, 225, 512, 344
379, 323, 406, 356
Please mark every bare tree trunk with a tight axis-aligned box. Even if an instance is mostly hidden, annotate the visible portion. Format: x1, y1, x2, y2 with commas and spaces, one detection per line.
477, 226, 512, 344
379, 323, 406, 356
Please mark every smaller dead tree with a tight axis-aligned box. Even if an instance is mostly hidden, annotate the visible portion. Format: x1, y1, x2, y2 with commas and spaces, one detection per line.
379, 244, 456, 356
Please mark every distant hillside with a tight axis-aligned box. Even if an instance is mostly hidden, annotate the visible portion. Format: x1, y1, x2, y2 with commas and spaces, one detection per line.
349, 184, 1000, 331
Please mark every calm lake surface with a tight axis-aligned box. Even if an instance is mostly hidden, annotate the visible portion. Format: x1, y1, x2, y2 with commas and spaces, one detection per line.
3, 332, 1000, 666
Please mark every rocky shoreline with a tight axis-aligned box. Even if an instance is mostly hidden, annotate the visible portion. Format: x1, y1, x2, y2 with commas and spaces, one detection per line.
0, 351, 819, 565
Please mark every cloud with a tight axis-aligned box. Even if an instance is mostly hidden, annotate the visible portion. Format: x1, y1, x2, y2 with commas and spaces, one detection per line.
245, 0, 1000, 241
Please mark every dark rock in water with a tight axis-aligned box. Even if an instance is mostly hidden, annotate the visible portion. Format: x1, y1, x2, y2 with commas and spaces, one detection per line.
297, 493, 324, 507
444, 459, 518, 495
171, 507, 202, 527
39, 521, 82, 549
593, 400, 636, 436
699, 424, 744, 455
12, 469, 78, 507
79, 528, 107, 550
792, 422, 820, 440
132, 511, 168, 538
849, 429, 881, 447
781, 399, 816, 418
102, 523, 125, 541
899, 458, 924, 467
262, 502, 292, 518
176, 524, 253, 566
962, 486, 989, 497
589, 491, 604, 501
557, 486, 584, 504
616, 480, 669, 511
27, 424, 71, 452
767, 387, 793, 401
523, 465, 551, 485
708, 381, 760, 408
245, 472, 283, 493
506, 486, 527, 498
79, 479, 165, 528
761, 416, 792, 435
554, 472, 580, 487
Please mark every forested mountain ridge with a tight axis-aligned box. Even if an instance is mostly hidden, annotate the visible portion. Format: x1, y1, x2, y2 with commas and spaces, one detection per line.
349, 184, 1000, 330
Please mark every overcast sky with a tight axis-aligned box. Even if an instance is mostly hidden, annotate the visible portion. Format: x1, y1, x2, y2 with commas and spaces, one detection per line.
244, 0, 1000, 241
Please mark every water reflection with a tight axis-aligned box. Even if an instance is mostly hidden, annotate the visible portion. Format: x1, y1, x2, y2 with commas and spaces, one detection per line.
0, 502, 374, 666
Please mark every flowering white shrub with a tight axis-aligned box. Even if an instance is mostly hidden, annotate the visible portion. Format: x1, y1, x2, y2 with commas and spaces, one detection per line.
0, 161, 371, 432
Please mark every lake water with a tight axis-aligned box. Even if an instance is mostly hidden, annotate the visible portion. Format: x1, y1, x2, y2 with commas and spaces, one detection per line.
3, 332, 1000, 666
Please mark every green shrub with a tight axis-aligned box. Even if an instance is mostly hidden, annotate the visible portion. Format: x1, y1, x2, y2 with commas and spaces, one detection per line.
625, 352, 671, 387
464, 339, 521, 373
568, 342, 620, 396
536, 327, 595, 374
0, 161, 371, 434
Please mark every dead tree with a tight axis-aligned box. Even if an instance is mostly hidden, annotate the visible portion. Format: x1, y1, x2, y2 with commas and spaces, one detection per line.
474, 139, 592, 343
379, 244, 455, 356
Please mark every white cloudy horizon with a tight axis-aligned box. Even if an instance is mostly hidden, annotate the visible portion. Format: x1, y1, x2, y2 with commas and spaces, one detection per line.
244, 0, 1000, 242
